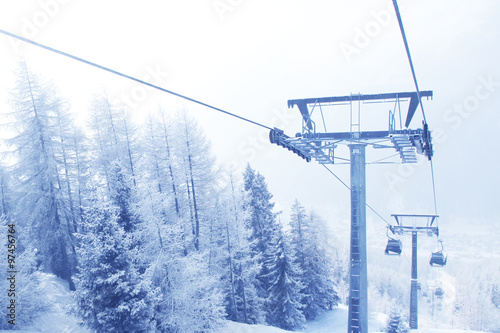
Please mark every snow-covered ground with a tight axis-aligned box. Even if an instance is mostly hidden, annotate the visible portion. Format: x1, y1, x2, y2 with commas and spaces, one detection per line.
0, 272, 90, 333
0, 273, 488, 333
222, 305, 487, 333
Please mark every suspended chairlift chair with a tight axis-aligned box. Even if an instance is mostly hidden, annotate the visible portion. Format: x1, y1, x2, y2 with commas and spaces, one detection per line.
429, 240, 447, 267
435, 287, 445, 298
384, 229, 403, 255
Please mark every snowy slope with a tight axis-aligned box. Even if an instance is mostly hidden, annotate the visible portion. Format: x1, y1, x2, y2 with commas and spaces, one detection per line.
222, 305, 488, 333
0, 274, 488, 333
0, 273, 91, 333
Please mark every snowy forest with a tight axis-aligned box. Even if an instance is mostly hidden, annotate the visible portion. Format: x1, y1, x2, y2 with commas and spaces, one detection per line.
0, 62, 340, 332
1, 62, 500, 333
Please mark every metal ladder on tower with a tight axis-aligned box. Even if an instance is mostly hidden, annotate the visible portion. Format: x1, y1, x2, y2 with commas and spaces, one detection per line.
350, 213, 362, 333
350, 94, 361, 140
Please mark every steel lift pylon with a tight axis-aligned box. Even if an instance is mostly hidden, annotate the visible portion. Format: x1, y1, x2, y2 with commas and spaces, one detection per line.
389, 214, 439, 330
270, 91, 433, 333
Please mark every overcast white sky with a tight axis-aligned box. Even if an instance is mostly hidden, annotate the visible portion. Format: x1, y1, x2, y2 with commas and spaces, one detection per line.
0, 0, 499, 252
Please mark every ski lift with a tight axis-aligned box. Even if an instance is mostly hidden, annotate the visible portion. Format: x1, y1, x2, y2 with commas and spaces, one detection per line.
385, 228, 402, 256
429, 240, 447, 267
435, 287, 444, 298
385, 238, 402, 256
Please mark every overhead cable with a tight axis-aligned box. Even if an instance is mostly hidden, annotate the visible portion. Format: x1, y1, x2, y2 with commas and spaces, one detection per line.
0, 28, 272, 131
321, 164, 391, 226
391, 0, 427, 125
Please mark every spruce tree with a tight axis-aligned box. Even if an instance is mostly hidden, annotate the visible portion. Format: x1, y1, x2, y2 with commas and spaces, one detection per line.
265, 228, 306, 331
386, 308, 409, 333
243, 164, 279, 307
74, 194, 155, 333
289, 201, 339, 320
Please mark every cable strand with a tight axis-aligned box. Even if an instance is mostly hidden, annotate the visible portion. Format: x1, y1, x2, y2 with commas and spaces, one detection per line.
392, 0, 427, 125
430, 159, 438, 216
321, 164, 391, 226
0, 28, 272, 131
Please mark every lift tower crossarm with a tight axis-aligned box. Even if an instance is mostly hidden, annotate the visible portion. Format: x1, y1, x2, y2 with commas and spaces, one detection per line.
288, 90, 433, 129
392, 214, 439, 227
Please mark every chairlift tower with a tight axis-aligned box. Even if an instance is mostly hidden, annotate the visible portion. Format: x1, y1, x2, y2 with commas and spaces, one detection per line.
270, 91, 433, 333
389, 214, 439, 330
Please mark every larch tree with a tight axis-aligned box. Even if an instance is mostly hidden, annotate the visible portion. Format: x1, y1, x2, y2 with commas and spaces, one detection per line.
87, 94, 140, 235
87, 93, 138, 195
132, 108, 226, 332
6, 63, 77, 289
174, 111, 217, 253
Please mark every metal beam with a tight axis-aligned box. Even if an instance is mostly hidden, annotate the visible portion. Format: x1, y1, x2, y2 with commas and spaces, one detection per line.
296, 101, 314, 130
288, 91, 433, 106
288, 91, 433, 130
391, 214, 439, 218
406, 94, 420, 128
301, 129, 424, 140
303, 131, 391, 140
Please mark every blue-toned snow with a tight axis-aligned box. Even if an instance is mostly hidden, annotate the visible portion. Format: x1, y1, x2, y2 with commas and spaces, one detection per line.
0, 273, 487, 333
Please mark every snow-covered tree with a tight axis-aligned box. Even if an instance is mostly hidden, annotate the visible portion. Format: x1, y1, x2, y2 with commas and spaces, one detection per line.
0, 215, 50, 329
454, 261, 500, 332
5, 62, 77, 288
108, 161, 136, 233
386, 308, 409, 333
289, 202, 339, 320
243, 164, 280, 306
174, 111, 217, 253
213, 172, 264, 324
87, 93, 139, 195
74, 193, 156, 333
265, 228, 306, 331
492, 284, 500, 309
0, 166, 11, 216
151, 251, 225, 333
131, 112, 227, 332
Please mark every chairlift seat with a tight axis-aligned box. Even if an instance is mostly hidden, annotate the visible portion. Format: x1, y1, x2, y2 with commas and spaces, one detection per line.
429, 251, 447, 267
384, 239, 402, 256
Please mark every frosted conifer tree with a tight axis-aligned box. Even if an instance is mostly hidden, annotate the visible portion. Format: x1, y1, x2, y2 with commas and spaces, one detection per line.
0, 215, 50, 329
243, 164, 280, 309
214, 174, 264, 324
386, 308, 409, 333
6, 63, 77, 288
174, 111, 217, 253
265, 228, 305, 330
74, 192, 156, 333
289, 201, 339, 320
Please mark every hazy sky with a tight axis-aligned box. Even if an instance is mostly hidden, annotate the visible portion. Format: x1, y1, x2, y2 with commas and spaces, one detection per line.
0, 0, 499, 252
